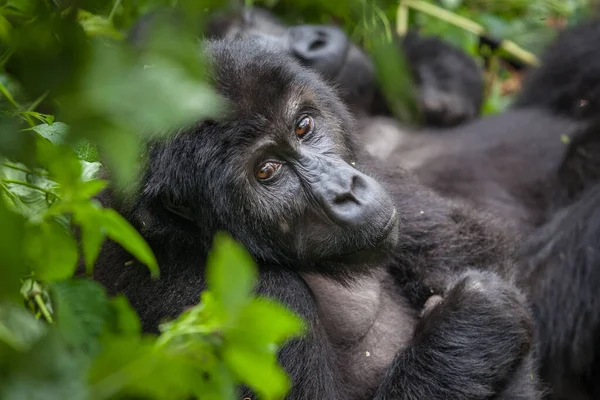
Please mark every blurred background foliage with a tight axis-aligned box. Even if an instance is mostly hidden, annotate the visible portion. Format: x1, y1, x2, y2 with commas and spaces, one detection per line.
0, 0, 595, 399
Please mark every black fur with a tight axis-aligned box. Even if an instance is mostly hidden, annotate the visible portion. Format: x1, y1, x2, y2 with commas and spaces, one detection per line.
93, 37, 539, 399
208, 12, 600, 400
514, 20, 600, 121
203, 7, 484, 127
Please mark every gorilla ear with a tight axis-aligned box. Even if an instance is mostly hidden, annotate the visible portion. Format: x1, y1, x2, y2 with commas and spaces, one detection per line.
558, 121, 600, 200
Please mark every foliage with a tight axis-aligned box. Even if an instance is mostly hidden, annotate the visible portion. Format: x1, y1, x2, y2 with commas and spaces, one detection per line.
0, 0, 593, 399
0, 1, 305, 399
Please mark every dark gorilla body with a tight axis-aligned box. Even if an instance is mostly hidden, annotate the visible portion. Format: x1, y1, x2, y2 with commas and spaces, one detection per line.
200, 9, 600, 400
94, 37, 539, 399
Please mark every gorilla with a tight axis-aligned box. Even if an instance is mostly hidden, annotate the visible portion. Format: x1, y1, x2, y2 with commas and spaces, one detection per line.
203, 7, 485, 127
202, 7, 598, 236
199, 9, 600, 400
93, 36, 540, 399
517, 119, 600, 400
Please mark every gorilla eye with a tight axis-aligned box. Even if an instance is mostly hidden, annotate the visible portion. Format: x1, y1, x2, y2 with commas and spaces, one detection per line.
256, 161, 281, 181
295, 116, 314, 138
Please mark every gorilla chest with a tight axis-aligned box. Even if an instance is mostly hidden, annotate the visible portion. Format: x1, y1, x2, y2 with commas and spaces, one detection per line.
302, 269, 417, 395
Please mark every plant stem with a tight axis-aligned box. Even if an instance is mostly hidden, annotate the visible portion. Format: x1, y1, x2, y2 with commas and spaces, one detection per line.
108, 0, 122, 22
0, 82, 21, 109
397, 2, 409, 36
2, 179, 55, 196
2, 162, 49, 176
34, 294, 54, 323
401, 0, 539, 66
27, 91, 50, 112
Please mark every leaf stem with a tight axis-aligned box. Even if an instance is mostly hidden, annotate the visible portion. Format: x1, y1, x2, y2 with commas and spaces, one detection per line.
2, 179, 56, 196
27, 91, 50, 112
34, 293, 54, 323
108, 0, 123, 22
0, 81, 21, 109
397, 2, 409, 36
401, 0, 539, 66
2, 162, 49, 176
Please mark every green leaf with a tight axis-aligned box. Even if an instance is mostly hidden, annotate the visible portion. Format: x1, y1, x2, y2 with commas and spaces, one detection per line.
0, 200, 26, 302
80, 161, 103, 182
24, 220, 79, 282
77, 10, 124, 40
74, 139, 100, 163
0, 302, 47, 352
99, 208, 159, 277
49, 279, 111, 356
107, 295, 141, 336
223, 342, 290, 400
237, 298, 305, 346
206, 232, 258, 321
31, 122, 70, 145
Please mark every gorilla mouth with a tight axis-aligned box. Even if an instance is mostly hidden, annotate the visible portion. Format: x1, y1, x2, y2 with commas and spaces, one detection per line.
326, 208, 398, 265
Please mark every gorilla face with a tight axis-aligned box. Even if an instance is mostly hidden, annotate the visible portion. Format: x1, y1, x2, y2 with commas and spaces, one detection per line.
142, 37, 398, 272
206, 7, 377, 113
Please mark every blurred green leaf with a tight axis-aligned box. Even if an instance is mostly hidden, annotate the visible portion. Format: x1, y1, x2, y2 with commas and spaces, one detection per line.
50, 279, 112, 355
98, 208, 159, 277
206, 232, 258, 321
0, 302, 47, 352
24, 220, 79, 282
31, 122, 69, 145
107, 295, 141, 336
0, 200, 26, 303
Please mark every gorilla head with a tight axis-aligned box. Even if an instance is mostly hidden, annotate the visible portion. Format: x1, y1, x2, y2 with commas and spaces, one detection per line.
134, 37, 397, 274
207, 7, 378, 115
205, 7, 484, 127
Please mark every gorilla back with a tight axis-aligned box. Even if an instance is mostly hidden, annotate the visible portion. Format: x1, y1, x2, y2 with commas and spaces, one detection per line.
94, 37, 538, 399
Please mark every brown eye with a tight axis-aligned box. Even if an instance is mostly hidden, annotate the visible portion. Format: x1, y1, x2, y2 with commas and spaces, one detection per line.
256, 162, 281, 181
295, 116, 314, 138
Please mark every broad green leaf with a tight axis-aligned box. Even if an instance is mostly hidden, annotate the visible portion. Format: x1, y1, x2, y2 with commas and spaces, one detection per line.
74, 139, 100, 163
24, 220, 79, 282
80, 218, 106, 274
206, 232, 258, 321
0, 302, 47, 352
49, 279, 111, 356
31, 121, 69, 145
90, 336, 210, 400
81, 160, 103, 182
78, 179, 108, 198
0, 329, 90, 400
223, 343, 290, 400
36, 135, 82, 190
107, 295, 141, 336
236, 298, 305, 345
99, 208, 159, 277
77, 10, 124, 40
0, 199, 26, 302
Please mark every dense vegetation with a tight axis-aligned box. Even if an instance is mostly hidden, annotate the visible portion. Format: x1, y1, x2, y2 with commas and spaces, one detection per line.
0, 0, 592, 399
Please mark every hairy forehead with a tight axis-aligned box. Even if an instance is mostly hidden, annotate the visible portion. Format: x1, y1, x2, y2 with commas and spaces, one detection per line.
205, 37, 321, 116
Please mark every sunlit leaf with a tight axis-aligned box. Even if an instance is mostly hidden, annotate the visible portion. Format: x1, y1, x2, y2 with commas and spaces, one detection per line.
206, 232, 258, 321
24, 220, 79, 282
99, 208, 159, 277
31, 122, 69, 145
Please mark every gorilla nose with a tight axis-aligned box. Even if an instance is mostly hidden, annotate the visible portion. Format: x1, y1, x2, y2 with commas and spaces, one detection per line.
304, 156, 396, 232
287, 25, 349, 79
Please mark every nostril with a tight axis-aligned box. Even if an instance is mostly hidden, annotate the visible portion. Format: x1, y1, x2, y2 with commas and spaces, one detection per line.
308, 38, 327, 51
333, 175, 361, 205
